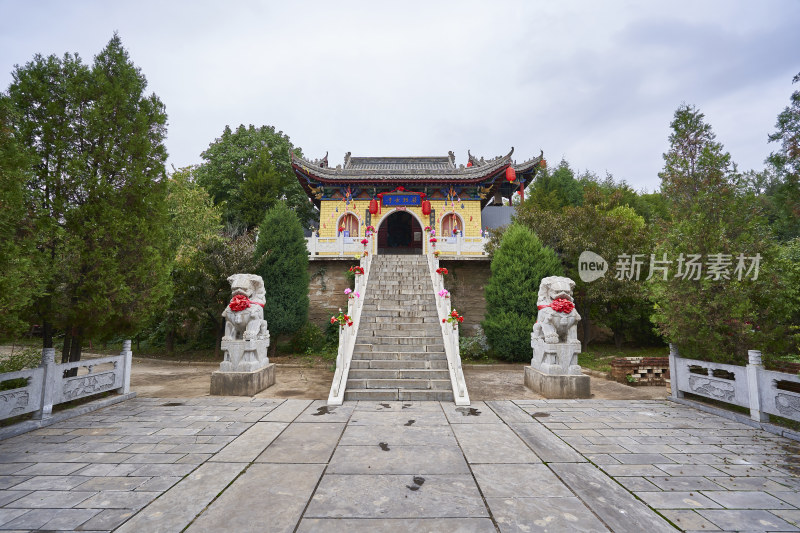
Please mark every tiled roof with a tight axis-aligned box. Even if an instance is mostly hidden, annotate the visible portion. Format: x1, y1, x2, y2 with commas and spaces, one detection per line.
292, 149, 517, 183
347, 156, 454, 171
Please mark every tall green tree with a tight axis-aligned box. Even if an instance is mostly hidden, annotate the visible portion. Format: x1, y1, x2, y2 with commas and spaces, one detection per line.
178, 229, 264, 357
765, 72, 800, 240
154, 166, 223, 351
516, 186, 654, 349
254, 203, 309, 353
482, 223, 562, 361
195, 125, 316, 231
7, 34, 172, 363
0, 97, 40, 336
650, 104, 782, 363
525, 159, 584, 211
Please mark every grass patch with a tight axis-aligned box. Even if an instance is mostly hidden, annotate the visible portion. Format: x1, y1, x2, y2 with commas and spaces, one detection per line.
578, 345, 668, 373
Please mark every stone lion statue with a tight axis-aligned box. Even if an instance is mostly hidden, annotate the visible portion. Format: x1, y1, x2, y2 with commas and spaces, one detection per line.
222, 274, 269, 341
531, 276, 581, 345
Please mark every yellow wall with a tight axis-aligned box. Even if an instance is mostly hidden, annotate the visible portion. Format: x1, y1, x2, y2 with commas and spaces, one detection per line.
318, 199, 483, 238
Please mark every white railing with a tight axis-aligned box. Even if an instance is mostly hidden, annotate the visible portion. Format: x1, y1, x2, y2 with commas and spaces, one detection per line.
327, 239, 373, 405
426, 243, 470, 405
0, 341, 133, 422
306, 234, 375, 257
670, 344, 800, 423
433, 234, 489, 257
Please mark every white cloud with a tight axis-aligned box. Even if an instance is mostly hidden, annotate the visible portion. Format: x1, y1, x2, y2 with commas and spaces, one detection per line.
1, 0, 797, 190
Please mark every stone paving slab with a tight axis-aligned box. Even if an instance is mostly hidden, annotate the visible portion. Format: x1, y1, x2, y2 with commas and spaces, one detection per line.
185, 463, 324, 533
0, 398, 797, 531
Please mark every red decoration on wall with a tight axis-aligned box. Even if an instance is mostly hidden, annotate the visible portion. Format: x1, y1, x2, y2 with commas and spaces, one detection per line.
421, 200, 431, 216
369, 199, 379, 215
505, 166, 517, 182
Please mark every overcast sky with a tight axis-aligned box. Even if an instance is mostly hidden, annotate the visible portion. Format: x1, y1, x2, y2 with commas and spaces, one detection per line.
1, 1, 798, 191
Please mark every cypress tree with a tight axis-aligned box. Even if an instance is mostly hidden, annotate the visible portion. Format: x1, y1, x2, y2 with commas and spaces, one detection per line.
254, 203, 310, 351
482, 223, 562, 361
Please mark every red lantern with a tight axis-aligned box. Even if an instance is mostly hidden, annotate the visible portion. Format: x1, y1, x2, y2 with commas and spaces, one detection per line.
369, 198, 378, 215
505, 166, 516, 182
421, 200, 431, 216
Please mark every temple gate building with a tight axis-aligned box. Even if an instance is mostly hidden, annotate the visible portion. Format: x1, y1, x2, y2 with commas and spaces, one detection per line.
294, 149, 545, 332
293, 148, 545, 258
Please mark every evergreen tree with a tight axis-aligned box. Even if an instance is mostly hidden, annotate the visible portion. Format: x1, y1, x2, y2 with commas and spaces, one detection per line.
254, 203, 310, 351
482, 223, 562, 361
6, 34, 171, 362
650, 104, 782, 363
0, 97, 40, 336
765, 72, 800, 240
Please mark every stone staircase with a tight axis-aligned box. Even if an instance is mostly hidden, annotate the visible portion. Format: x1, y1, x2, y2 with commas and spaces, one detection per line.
344, 255, 454, 401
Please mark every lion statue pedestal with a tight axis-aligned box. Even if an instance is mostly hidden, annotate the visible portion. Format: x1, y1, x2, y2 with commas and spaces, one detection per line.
211, 274, 275, 396
524, 276, 590, 399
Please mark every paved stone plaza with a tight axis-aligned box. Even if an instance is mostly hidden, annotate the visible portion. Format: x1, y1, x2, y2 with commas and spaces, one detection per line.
0, 398, 797, 532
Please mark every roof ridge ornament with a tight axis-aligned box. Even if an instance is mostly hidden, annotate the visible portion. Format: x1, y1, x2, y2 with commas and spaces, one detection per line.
447, 151, 455, 167
344, 152, 352, 169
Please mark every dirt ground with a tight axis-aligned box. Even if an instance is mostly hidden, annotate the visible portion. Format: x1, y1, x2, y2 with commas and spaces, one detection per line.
130, 358, 669, 401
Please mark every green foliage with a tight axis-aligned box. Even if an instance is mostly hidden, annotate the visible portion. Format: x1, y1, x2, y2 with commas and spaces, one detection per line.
165, 167, 222, 264
0, 97, 40, 336
765, 72, 800, 241
195, 124, 316, 231
173, 230, 263, 350
650, 104, 782, 363
516, 185, 654, 348
460, 326, 490, 361
6, 34, 172, 358
0, 348, 41, 391
255, 203, 310, 338
526, 159, 584, 211
290, 323, 325, 354
482, 224, 562, 361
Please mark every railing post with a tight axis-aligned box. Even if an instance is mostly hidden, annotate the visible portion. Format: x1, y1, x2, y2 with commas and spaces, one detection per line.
33, 347, 56, 420
747, 350, 768, 422
668, 344, 683, 399
118, 340, 132, 395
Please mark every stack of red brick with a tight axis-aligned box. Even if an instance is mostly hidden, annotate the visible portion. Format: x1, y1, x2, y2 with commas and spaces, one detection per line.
610, 357, 670, 386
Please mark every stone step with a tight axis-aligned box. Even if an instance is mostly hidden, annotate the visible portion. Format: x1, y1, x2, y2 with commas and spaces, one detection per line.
346, 378, 452, 390
350, 359, 449, 370
359, 326, 441, 336
351, 351, 447, 361
362, 310, 439, 318
348, 369, 450, 380
343, 388, 454, 401
355, 338, 443, 348
362, 304, 437, 312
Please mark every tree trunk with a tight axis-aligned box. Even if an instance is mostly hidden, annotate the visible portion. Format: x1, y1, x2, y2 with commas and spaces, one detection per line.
64, 328, 82, 378
61, 327, 73, 364
42, 320, 53, 350
165, 329, 175, 353
268, 334, 278, 358
613, 330, 624, 350
215, 318, 225, 360
580, 300, 593, 352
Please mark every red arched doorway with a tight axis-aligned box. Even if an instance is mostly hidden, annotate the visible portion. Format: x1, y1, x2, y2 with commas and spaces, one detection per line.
378, 211, 423, 254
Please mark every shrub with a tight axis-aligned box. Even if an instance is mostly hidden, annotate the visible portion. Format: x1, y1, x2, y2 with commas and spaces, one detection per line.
482, 224, 562, 361
460, 326, 490, 360
255, 203, 310, 343
0, 348, 41, 391
290, 323, 325, 354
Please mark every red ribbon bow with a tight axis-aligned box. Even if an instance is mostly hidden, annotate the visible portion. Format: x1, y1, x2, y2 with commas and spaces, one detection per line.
229, 294, 264, 312
537, 298, 575, 314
